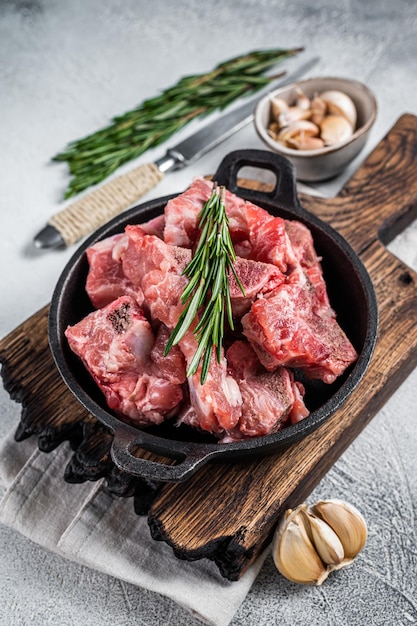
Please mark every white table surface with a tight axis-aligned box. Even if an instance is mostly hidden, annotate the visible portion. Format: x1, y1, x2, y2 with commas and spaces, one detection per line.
1, 1, 417, 624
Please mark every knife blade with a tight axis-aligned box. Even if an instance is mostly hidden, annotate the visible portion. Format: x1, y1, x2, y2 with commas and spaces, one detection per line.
34, 56, 320, 249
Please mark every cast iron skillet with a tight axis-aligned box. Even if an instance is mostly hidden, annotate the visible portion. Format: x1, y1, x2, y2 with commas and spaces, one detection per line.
49, 150, 378, 482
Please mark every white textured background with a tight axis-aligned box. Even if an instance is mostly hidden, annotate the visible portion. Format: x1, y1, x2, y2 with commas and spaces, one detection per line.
1, 0, 417, 624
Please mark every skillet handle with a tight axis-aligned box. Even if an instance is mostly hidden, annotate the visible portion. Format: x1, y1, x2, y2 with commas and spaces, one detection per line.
110, 427, 218, 483
212, 149, 303, 213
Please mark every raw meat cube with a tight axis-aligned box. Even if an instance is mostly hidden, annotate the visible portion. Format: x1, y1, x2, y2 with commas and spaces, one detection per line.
285, 219, 335, 318
224, 340, 309, 440
85, 233, 141, 309
121, 228, 191, 329
179, 331, 242, 434
241, 271, 358, 384
65, 296, 184, 425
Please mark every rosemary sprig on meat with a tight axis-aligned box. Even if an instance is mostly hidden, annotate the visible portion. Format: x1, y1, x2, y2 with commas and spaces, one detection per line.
52, 47, 302, 198
165, 184, 244, 384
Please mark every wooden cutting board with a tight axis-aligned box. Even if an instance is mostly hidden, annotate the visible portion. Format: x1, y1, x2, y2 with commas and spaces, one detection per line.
1, 114, 417, 581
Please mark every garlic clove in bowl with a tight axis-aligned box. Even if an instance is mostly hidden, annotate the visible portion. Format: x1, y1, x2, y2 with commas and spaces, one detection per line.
287, 135, 325, 151
278, 106, 312, 127
270, 96, 289, 119
320, 89, 357, 127
295, 86, 311, 111
320, 114, 354, 146
310, 95, 327, 125
276, 120, 320, 146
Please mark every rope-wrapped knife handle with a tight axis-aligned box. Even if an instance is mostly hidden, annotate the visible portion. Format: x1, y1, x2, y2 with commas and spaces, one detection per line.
48, 162, 164, 246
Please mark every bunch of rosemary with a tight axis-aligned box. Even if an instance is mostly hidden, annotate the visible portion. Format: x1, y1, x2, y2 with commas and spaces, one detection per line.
164, 184, 244, 384
53, 47, 302, 198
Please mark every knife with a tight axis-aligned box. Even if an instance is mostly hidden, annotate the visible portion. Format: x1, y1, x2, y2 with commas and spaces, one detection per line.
34, 56, 320, 249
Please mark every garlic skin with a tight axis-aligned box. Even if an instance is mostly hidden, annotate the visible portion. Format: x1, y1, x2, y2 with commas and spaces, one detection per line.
310, 499, 368, 561
273, 507, 329, 585
272, 499, 367, 585
287, 135, 325, 151
278, 106, 312, 127
277, 120, 320, 145
310, 95, 327, 125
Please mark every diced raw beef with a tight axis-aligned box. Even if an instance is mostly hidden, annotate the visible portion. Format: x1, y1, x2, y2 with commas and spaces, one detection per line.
285, 220, 319, 269
122, 221, 286, 321
117, 225, 147, 284
229, 258, 285, 315
140, 213, 166, 239
178, 330, 242, 434
163, 177, 212, 247
247, 213, 298, 274
285, 220, 335, 318
68, 176, 362, 443
111, 216, 166, 264
304, 263, 335, 319
241, 271, 358, 384
85, 234, 141, 308
121, 225, 250, 322
224, 193, 272, 258
223, 341, 309, 440
120, 228, 191, 328
86, 218, 169, 310
176, 404, 200, 430
65, 296, 184, 425
149, 323, 187, 384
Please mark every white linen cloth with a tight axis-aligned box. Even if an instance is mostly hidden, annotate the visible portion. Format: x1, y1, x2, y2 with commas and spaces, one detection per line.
0, 428, 268, 626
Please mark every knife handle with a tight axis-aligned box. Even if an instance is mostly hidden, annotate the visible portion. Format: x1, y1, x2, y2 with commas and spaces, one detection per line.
48, 162, 164, 246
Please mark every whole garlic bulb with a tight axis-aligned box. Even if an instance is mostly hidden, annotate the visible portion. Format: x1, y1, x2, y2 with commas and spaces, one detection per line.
272, 499, 367, 585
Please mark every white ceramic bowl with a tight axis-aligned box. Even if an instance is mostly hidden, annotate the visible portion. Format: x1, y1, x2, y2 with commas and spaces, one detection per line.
254, 76, 377, 182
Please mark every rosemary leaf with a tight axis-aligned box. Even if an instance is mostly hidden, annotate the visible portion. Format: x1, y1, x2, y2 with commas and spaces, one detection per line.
164, 281, 205, 352
165, 184, 244, 384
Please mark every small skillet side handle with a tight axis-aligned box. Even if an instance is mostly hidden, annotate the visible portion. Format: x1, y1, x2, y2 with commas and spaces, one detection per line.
110, 426, 220, 483
212, 149, 304, 214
